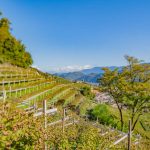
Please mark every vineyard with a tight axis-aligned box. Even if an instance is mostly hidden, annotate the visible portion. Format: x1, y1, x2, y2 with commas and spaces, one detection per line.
0, 64, 85, 107
0, 64, 149, 150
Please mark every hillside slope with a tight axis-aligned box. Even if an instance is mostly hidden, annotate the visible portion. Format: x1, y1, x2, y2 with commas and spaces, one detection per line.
0, 64, 149, 149
0, 64, 87, 110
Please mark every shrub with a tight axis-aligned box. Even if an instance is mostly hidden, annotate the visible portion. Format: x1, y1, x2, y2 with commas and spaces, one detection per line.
90, 104, 116, 126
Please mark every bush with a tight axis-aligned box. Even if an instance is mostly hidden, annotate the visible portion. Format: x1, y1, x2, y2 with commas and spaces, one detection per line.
80, 86, 95, 100
90, 104, 117, 126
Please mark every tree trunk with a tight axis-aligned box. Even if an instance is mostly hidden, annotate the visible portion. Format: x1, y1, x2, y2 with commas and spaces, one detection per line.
131, 108, 135, 125
132, 114, 141, 131
119, 107, 124, 131
116, 101, 124, 131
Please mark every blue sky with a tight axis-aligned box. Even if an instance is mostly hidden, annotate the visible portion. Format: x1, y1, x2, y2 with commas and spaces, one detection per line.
0, 0, 150, 72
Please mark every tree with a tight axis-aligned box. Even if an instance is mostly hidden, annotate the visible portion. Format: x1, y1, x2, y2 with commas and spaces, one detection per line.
122, 56, 150, 130
0, 13, 33, 67
0, 18, 11, 41
99, 67, 125, 130
99, 56, 150, 131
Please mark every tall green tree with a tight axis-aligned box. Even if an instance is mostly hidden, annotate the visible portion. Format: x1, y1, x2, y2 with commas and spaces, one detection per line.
0, 12, 33, 67
99, 56, 150, 131
122, 56, 150, 130
99, 67, 125, 130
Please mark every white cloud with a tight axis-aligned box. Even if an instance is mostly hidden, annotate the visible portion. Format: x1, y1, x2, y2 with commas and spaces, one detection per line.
49, 65, 92, 73
32, 65, 41, 70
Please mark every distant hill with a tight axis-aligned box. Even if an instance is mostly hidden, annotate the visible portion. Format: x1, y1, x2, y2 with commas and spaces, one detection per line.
55, 66, 123, 83
81, 66, 122, 74
77, 73, 103, 83
58, 72, 85, 81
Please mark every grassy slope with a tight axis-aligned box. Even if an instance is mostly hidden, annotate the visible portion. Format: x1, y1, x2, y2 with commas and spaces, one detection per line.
108, 105, 150, 138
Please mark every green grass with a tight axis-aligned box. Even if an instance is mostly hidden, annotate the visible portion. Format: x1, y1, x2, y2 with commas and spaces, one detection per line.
107, 104, 150, 138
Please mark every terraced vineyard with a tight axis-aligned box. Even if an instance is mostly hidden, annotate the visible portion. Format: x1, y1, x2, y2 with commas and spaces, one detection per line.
0, 64, 85, 109
0, 64, 149, 150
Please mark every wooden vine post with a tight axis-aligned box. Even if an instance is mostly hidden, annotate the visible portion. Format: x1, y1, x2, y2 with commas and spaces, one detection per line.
62, 107, 66, 133
3, 90, 6, 112
9, 86, 11, 97
2, 79, 4, 90
43, 99, 47, 129
15, 90, 17, 98
3, 90, 6, 102
111, 119, 133, 149
43, 100, 47, 150
128, 119, 132, 150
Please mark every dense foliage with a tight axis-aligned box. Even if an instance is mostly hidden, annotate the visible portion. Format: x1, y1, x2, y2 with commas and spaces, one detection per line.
0, 103, 111, 150
80, 86, 95, 100
99, 56, 150, 131
0, 13, 33, 67
90, 104, 117, 126
0, 103, 45, 149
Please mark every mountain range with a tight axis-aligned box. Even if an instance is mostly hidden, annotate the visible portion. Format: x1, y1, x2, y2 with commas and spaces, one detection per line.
54, 66, 123, 83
